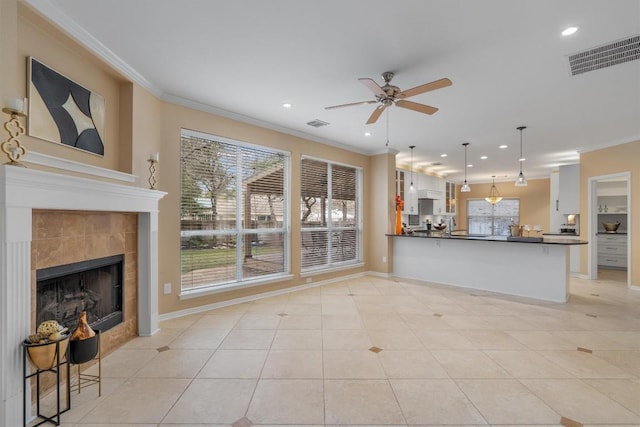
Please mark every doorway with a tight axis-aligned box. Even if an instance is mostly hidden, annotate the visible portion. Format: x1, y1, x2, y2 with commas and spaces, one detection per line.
588, 172, 631, 286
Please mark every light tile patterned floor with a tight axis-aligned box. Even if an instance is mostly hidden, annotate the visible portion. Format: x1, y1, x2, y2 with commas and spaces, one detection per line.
33, 272, 640, 426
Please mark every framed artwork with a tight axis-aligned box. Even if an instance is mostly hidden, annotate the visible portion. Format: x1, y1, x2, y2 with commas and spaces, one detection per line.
28, 57, 105, 156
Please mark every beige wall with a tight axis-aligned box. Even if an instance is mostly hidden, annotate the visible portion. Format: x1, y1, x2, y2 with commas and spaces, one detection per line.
579, 140, 639, 285
155, 103, 375, 314
457, 178, 550, 232
365, 152, 397, 273
16, 4, 130, 173
4, 2, 397, 319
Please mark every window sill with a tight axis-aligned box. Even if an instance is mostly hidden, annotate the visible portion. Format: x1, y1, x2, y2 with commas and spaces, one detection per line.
179, 274, 294, 300
300, 261, 365, 278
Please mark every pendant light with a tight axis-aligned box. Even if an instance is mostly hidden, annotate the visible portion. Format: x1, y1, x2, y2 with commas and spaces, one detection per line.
461, 142, 471, 192
485, 176, 503, 205
515, 126, 528, 187
409, 145, 416, 193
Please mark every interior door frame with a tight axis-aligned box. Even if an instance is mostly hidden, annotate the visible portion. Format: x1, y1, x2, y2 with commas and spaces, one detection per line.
588, 171, 632, 287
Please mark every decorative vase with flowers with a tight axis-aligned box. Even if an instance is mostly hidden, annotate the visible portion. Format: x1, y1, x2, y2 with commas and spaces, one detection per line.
395, 195, 404, 234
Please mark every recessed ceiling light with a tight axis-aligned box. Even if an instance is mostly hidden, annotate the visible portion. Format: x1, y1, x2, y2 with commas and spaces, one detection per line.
480, 155, 488, 160
519, 157, 526, 162
440, 154, 447, 158
562, 26, 579, 36
364, 132, 371, 136
282, 103, 292, 108
467, 164, 473, 168
499, 145, 508, 149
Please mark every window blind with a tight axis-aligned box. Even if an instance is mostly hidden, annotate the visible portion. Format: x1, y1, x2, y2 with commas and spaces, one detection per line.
180, 130, 289, 290
467, 198, 519, 236
300, 157, 360, 270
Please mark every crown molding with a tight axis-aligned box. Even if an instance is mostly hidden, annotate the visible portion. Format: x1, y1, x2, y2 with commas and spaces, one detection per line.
23, 0, 163, 97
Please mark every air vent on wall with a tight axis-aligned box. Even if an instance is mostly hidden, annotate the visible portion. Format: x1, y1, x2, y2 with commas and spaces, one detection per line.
567, 35, 640, 76
306, 119, 329, 128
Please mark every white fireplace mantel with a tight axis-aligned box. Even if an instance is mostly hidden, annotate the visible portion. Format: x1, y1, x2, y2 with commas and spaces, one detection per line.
0, 164, 166, 425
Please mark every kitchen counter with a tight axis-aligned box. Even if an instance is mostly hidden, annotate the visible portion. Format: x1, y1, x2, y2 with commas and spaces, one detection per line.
388, 232, 587, 303
393, 232, 587, 245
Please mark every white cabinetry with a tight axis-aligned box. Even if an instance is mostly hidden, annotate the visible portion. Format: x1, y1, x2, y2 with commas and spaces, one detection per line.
549, 171, 564, 232
558, 164, 579, 214
445, 181, 456, 214
598, 234, 627, 268
404, 178, 418, 214
417, 175, 445, 215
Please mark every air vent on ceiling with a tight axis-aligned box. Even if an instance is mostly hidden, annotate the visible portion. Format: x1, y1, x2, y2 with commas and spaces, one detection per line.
306, 119, 329, 128
567, 34, 640, 76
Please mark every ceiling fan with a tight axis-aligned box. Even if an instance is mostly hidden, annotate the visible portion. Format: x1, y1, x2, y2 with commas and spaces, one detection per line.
325, 71, 452, 124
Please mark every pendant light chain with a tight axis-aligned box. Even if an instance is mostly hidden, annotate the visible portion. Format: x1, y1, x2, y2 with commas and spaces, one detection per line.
461, 142, 471, 192
409, 145, 416, 193
515, 125, 528, 187
385, 109, 389, 147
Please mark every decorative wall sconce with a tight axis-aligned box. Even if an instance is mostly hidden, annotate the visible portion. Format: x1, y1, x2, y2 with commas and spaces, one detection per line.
2, 97, 28, 166
148, 152, 159, 189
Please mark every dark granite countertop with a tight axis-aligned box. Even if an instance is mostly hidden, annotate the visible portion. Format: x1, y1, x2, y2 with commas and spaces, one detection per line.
387, 232, 588, 245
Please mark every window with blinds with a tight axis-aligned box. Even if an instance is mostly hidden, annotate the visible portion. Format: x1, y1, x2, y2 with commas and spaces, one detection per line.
180, 129, 289, 291
467, 198, 520, 236
300, 157, 361, 271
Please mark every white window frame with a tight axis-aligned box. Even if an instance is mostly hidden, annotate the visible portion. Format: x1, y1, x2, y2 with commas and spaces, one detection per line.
300, 155, 363, 274
179, 129, 291, 297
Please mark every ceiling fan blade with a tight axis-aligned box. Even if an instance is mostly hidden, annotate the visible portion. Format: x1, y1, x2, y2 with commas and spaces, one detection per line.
395, 100, 438, 115
366, 105, 387, 124
358, 78, 386, 97
397, 78, 452, 99
325, 100, 377, 110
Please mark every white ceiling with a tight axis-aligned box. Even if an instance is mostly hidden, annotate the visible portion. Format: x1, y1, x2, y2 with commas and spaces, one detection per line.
25, 0, 640, 184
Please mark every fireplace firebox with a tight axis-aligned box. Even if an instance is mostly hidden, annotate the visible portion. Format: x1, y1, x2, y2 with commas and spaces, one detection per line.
36, 255, 124, 332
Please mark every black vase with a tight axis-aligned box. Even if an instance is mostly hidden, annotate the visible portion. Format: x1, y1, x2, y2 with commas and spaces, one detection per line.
69, 332, 99, 364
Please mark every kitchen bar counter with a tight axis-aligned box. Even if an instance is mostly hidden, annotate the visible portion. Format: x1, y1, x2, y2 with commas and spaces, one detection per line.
389, 233, 587, 303
391, 232, 587, 245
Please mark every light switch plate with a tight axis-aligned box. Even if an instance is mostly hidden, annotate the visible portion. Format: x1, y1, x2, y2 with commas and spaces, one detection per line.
163, 283, 172, 294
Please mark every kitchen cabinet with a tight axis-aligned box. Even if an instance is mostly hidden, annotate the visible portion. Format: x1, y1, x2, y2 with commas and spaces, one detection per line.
549, 171, 564, 231
598, 234, 627, 268
395, 170, 405, 202
558, 164, 579, 214
445, 181, 456, 214
403, 173, 418, 214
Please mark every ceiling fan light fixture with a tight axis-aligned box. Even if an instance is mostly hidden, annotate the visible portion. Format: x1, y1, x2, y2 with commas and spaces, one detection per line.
485, 176, 502, 204
515, 126, 528, 187
461, 142, 471, 193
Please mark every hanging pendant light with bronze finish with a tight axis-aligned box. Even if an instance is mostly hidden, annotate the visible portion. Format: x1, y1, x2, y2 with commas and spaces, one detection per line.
485, 176, 503, 205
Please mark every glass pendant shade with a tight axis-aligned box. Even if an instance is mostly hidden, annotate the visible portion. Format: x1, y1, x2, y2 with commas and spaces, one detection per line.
409, 145, 416, 193
485, 176, 502, 205
461, 142, 471, 192
514, 126, 528, 187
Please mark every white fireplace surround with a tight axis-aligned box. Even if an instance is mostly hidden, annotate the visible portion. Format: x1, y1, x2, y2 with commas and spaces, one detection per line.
0, 164, 166, 425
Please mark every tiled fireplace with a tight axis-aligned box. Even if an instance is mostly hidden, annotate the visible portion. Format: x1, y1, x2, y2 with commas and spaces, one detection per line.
32, 211, 138, 352
0, 164, 165, 425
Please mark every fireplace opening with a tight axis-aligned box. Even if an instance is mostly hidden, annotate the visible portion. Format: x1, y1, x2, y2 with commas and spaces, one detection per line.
36, 254, 124, 333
